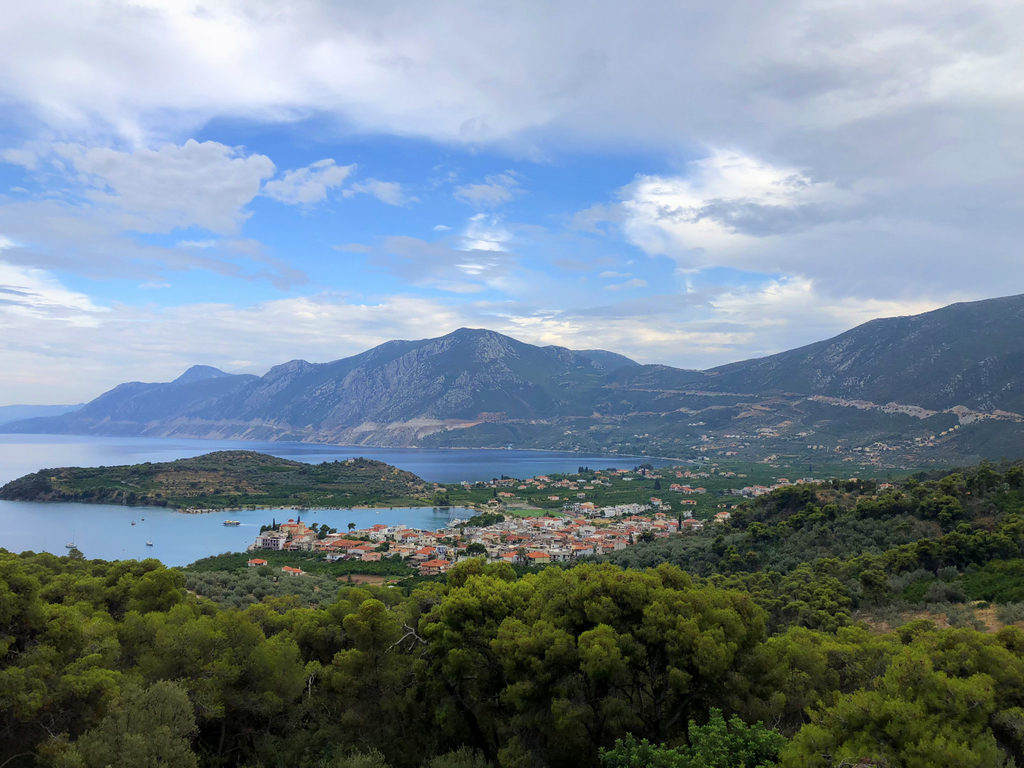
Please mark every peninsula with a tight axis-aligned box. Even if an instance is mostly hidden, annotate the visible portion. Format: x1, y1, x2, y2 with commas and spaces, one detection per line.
0, 450, 431, 510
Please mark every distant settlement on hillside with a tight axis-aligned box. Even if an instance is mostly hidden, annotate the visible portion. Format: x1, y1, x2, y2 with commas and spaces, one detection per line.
247, 466, 813, 576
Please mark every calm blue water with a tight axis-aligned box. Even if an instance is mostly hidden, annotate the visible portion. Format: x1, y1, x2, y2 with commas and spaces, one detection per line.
0, 434, 672, 485
0, 434, 676, 565
0, 501, 466, 567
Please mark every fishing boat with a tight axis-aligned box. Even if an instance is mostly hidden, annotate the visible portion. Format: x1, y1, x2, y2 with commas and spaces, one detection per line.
223, 520, 241, 526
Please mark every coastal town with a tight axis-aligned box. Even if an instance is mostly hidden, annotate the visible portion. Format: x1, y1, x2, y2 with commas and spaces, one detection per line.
245, 465, 821, 576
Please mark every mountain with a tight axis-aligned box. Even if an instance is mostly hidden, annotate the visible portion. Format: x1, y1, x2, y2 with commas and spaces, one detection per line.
0, 403, 82, 427
171, 365, 232, 385
4, 297, 1024, 465
698, 294, 1024, 412
3, 328, 638, 445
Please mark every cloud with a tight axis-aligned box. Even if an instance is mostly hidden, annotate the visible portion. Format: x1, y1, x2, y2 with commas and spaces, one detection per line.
371, 234, 520, 293
348, 178, 413, 206
619, 149, 855, 270
454, 172, 519, 209
0, 262, 106, 324
57, 139, 275, 233
1, 147, 38, 169
461, 213, 513, 252
605, 278, 647, 291
263, 158, 353, 205
0, 198, 306, 289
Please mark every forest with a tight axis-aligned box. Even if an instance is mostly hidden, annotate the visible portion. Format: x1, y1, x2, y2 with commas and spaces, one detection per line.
5, 460, 1024, 766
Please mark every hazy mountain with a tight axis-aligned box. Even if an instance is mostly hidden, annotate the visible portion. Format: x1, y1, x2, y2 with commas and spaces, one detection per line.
171, 365, 233, 385
3, 328, 638, 444
0, 403, 82, 427
5, 297, 1024, 465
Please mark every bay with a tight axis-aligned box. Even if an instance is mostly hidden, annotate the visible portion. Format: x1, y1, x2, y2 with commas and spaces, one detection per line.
0, 500, 467, 567
0, 434, 673, 485
0, 434, 677, 565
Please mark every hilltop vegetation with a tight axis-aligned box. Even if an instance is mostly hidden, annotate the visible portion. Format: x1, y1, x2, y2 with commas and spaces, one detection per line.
604, 460, 1024, 634
6, 459, 1024, 765
0, 450, 431, 509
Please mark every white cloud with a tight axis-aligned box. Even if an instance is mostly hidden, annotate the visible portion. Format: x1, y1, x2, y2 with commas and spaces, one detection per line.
1, 147, 38, 169
461, 213, 513, 252
348, 178, 413, 206
454, 172, 519, 209
605, 278, 647, 291
58, 139, 275, 233
598, 270, 630, 279
620, 149, 855, 270
432, 224, 452, 232
0, 262, 106, 324
263, 158, 353, 205
0, 197, 306, 289
372, 234, 522, 294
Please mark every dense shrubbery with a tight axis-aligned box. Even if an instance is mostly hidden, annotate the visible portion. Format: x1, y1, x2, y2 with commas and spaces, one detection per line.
7, 460, 1024, 766
603, 460, 1024, 631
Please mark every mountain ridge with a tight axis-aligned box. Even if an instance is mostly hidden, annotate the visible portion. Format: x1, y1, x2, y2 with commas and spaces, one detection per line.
5, 296, 1024, 465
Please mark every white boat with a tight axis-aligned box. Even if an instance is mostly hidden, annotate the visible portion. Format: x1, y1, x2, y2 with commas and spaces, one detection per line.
65, 542, 76, 549
145, 541, 153, 547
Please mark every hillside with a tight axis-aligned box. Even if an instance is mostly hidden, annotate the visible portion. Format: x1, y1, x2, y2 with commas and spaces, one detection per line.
700, 293, 1024, 411
0, 450, 431, 509
7, 458, 1024, 767
4, 295, 1024, 465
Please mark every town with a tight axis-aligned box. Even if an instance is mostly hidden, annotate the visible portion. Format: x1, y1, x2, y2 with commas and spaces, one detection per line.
245, 464, 822, 576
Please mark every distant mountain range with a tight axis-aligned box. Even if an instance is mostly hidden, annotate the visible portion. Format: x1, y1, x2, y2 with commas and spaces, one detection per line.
6, 294, 1024, 466
0, 403, 82, 427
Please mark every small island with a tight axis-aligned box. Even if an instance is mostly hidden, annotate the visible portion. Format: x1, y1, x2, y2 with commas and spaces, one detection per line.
0, 450, 433, 510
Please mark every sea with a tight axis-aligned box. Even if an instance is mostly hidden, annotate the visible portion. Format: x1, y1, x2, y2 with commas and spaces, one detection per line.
0, 434, 677, 566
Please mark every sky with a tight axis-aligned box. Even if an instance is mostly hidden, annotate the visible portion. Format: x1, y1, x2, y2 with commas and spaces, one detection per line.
1, 0, 1023, 404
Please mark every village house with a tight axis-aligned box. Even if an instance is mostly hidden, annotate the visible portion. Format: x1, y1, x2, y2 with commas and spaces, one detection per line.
418, 559, 451, 575
255, 531, 289, 550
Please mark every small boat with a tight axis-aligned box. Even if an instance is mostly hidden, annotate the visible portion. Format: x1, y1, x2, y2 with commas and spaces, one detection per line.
223, 520, 241, 526
145, 541, 153, 547
131, 521, 136, 526
65, 542, 76, 549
